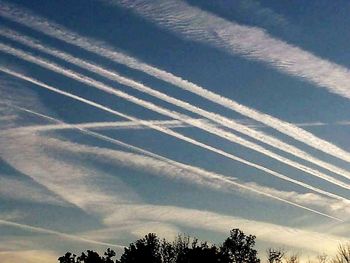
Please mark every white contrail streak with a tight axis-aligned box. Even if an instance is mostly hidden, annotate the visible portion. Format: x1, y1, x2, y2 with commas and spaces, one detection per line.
3, 28, 350, 183
2, 119, 350, 135
0, 119, 198, 133
1, 43, 350, 191
1, 67, 348, 204
2, 118, 350, 133
0, 219, 124, 248
7, 104, 345, 222
1, 2, 349, 166
112, 0, 350, 100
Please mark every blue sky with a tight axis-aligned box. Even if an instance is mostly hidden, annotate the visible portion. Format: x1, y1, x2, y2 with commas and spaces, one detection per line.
1, 0, 350, 262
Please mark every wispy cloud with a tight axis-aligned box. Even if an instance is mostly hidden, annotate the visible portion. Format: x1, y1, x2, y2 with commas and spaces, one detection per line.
0, 219, 123, 248
196, 0, 291, 30
3, 28, 350, 186
0, 250, 58, 263
1, 1, 349, 169
1, 0, 349, 259
80, 222, 182, 243
0, 176, 67, 206
110, 0, 350, 101
49, 137, 350, 218
1, 66, 347, 204
3, 34, 350, 195
1, 79, 346, 223
5, 102, 343, 220
103, 203, 348, 254
4, 98, 349, 224
0, 89, 347, 255
1, 125, 347, 253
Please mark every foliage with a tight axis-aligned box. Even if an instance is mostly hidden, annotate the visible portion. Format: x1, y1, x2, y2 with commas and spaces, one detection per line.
331, 243, 350, 263
58, 248, 119, 263
220, 228, 260, 263
267, 248, 285, 263
120, 233, 162, 263
58, 228, 350, 263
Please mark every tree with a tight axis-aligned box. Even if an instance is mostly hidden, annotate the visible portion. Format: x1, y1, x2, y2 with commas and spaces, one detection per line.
267, 248, 284, 263
77, 250, 102, 263
285, 254, 299, 263
160, 238, 176, 263
120, 233, 162, 263
316, 253, 328, 263
104, 248, 118, 263
220, 228, 260, 263
175, 237, 222, 263
58, 228, 332, 263
58, 249, 119, 263
58, 252, 77, 263
332, 243, 350, 263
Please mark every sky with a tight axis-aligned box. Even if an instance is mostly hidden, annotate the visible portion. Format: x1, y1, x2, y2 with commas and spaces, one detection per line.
0, 0, 350, 262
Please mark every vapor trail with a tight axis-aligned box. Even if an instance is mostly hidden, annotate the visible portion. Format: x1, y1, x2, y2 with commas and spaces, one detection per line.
3, 120, 350, 134
3, 28, 350, 182
111, 0, 350, 99
1, 67, 348, 204
1, 1, 349, 165
0, 219, 124, 248
1, 43, 349, 191
0, 119, 195, 133
7, 104, 345, 222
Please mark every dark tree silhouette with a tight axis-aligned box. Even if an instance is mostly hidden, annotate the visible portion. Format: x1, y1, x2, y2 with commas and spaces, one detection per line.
58, 252, 77, 263
176, 242, 221, 263
266, 248, 284, 263
168, 235, 223, 263
58, 228, 262, 263
104, 248, 118, 263
58, 249, 119, 263
160, 239, 176, 263
120, 233, 162, 263
220, 228, 260, 263
332, 243, 350, 263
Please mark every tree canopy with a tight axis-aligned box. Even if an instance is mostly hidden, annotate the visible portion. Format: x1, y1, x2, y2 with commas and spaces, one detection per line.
58, 228, 260, 263
58, 228, 350, 263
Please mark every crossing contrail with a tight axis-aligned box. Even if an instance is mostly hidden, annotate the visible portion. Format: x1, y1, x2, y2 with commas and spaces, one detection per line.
0, 119, 196, 133
1, 1, 350, 166
2, 28, 350, 183
1, 43, 350, 191
1, 67, 349, 204
0, 219, 124, 248
2, 118, 350, 135
6, 104, 345, 222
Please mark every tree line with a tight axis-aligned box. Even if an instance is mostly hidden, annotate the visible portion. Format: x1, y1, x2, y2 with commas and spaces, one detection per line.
58, 228, 350, 263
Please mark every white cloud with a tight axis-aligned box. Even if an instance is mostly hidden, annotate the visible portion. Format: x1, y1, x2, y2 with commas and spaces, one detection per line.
0, 176, 68, 206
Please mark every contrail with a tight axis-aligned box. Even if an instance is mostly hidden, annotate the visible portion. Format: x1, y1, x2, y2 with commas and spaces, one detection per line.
0, 120, 197, 133
112, 0, 350, 100
3, 28, 350, 183
7, 104, 345, 222
1, 1, 350, 167
1, 67, 348, 204
1, 43, 350, 191
0, 219, 124, 248
3, 118, 350, 133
